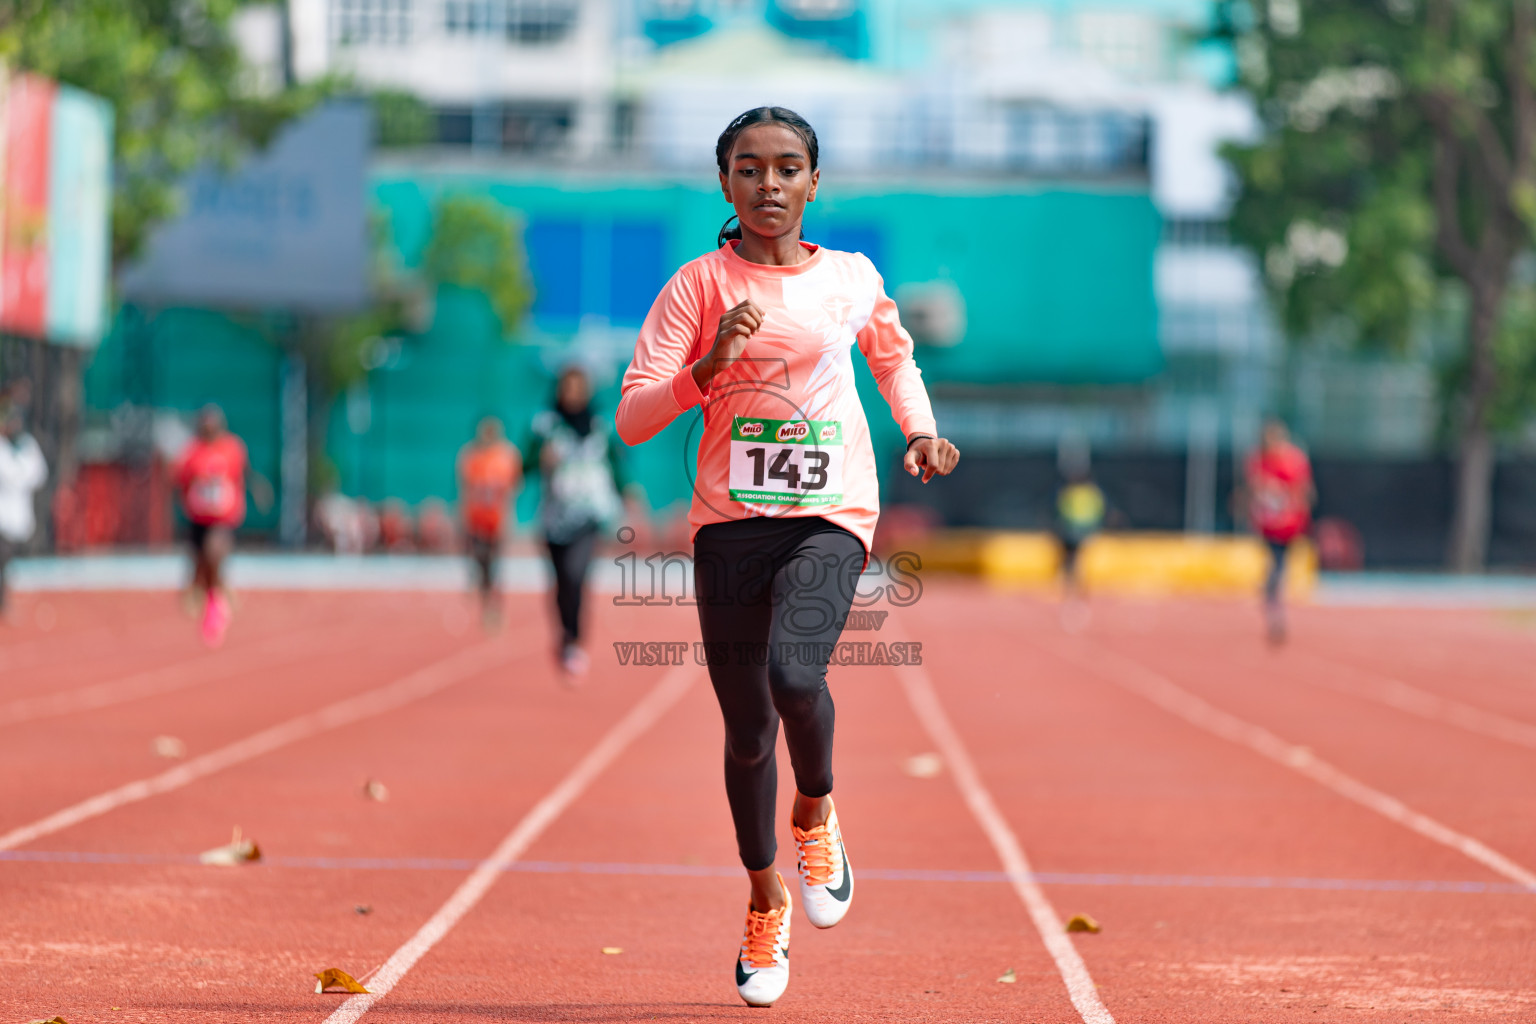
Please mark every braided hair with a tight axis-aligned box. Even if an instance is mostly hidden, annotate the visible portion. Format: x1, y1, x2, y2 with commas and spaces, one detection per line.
714, 107, 820, 248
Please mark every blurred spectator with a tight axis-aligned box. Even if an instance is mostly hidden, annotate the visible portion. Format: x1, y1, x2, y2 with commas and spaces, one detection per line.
377, 498, 415, 552
871, 502, 940, 558
417, 497, 458, 554
0, 395, 47, 614
1, 377, 33, 411
315, 491, 378, 555
1315, 517, 1364, 571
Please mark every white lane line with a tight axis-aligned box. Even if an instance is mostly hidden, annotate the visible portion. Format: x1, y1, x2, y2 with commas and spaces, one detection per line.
1051, 642, 1536, 890
0, 620, 368, 727
1289, 650, 1536, 752
322, 661, 697, 1024
0, 638, 523, 853
892, 655, 1116, 1024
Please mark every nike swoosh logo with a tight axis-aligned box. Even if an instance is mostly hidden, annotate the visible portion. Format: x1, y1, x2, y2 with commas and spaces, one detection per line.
826, 840, 852, 902
737, 946, 788, 987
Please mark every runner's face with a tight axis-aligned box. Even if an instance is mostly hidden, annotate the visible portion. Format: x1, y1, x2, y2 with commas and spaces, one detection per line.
558, 371, 590, 411
720, 123, 818, 243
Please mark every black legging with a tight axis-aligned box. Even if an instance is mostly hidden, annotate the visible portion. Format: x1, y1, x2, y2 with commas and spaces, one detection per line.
547, 523, 599, 645
469, 534, 499, 596
1264, 538, 1289, 605
693, 515, 863, 871
0, 536, 12, 610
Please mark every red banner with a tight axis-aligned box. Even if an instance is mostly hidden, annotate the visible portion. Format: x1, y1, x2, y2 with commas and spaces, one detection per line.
1, 74, 56, 337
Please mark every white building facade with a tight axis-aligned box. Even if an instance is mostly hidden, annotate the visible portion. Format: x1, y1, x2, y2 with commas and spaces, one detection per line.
289, 0, 619, 157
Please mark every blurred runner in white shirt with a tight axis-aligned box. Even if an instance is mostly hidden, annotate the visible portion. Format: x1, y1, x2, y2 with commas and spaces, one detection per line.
0, 396, 47, 615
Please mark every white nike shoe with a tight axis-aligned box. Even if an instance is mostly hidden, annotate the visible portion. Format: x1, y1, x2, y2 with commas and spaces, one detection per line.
792, 801, 854, 929
735, 873, 792, 1007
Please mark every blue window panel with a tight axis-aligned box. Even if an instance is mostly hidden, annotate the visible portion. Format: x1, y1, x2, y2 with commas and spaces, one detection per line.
609, 222, 668, 326
644, 10, 711, 47
526, 219, 583, 323
821, 224, 886, 272
766, 1, 867, 59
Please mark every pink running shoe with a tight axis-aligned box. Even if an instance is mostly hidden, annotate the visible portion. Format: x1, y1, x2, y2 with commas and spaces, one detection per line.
201, 592, 232, 648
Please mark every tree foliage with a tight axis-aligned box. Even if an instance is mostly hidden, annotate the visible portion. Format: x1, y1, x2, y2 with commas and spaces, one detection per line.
1214, 0, 1536, 568
372, 89, 436, 149
1217, 3, 1436, 346
422, 195, 535, 337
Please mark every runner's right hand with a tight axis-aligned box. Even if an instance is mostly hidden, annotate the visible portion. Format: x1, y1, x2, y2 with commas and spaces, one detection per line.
694, 300, 765, 388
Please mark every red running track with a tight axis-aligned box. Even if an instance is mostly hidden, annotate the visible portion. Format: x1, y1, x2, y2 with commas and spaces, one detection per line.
1, 584, 1533, 1022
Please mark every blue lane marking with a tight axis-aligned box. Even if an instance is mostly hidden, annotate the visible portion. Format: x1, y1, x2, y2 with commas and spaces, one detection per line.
2, 849, 1531, 894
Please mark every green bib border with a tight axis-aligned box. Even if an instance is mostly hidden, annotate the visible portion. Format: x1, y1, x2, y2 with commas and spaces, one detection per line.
728, 488, 846, 507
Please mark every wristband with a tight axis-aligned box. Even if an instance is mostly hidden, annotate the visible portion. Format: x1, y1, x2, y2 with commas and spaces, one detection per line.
905, 434, 934, 450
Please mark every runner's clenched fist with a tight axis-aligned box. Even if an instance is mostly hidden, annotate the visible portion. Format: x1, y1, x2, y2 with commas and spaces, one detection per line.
693, 300, 765, 388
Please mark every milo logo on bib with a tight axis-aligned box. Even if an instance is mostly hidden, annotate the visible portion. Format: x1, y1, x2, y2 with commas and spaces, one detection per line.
729, 416, 845, 506
730, 417, 841, 446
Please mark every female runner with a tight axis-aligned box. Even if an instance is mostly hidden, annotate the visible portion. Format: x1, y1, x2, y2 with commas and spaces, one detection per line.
174, 405, 271, 647
616, 106, 959, 1007
526, 363, 635, 680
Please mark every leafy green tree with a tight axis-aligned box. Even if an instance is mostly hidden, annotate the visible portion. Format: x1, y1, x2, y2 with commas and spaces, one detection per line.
372, 89, 436, 149
422, 195, 535, 334
1216, 0, 1536, 570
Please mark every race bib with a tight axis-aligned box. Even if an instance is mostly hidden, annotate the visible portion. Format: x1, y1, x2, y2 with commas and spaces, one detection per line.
187, 475, 234, 519
467, 483, 504, 507
729, 417, 844, 506
1254, 484, 1294, 519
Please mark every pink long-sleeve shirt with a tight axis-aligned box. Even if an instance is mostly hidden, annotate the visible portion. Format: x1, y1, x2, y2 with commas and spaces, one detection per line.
617, 241, 938, 554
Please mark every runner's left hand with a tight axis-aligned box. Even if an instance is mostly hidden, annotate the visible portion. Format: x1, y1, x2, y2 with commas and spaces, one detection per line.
904, 437, 960, 484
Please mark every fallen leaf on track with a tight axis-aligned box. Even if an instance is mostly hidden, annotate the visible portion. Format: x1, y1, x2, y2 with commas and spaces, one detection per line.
1064, 913, 1101, 933
602, 947, 623, 955
30, 1017, 68, 1023
362, 779, 389, 802
314, 968, 370, 994
152, 735, 186, 758
200, 826, 261, 865
903, 753, 943, 778
996, 968, 1016, 984
354, 904, 373, 915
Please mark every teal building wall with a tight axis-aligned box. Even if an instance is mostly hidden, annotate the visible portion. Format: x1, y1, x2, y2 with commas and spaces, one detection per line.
84, 309, 285, 533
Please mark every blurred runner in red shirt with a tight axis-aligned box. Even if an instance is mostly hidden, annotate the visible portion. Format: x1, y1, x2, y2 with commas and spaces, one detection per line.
175, 405, 270, 647
457, 416, 522, 630
1245, 419, 1315, 644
